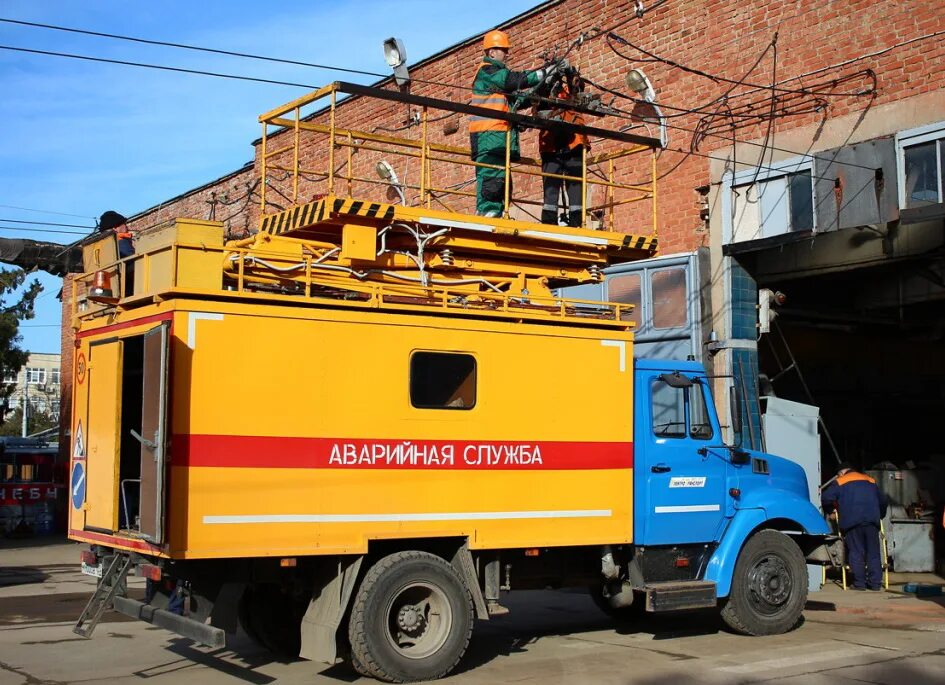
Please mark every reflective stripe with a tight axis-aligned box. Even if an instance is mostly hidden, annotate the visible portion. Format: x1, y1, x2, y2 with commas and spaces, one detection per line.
470, 65, 511, 133
203, 509, 613, 524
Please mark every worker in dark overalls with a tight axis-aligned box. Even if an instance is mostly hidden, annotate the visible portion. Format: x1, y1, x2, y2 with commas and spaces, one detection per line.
821, 462, 887, 591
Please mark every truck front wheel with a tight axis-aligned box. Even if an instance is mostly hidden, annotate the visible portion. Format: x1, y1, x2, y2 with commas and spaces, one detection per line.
348, 551, 473, 682
720, 529, 808, 635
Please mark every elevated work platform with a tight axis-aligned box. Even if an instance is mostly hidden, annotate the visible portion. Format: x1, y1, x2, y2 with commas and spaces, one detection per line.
73, 81, 662, 330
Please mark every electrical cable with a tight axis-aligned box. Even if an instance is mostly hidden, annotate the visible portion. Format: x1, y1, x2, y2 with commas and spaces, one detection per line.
0, 45, 320, 89
2, 20, 935, 180
583, 75, 879, 173
0, 218, 95, 229
607, 31, 874, 99
0, 204, 94, 219
0, 225, 90, 236
0, 17, 390, 80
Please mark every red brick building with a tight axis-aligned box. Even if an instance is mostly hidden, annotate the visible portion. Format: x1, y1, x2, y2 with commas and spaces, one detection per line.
62, 1, 945, 516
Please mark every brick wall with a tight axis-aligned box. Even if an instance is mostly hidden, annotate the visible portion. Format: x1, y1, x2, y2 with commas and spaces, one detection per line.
59, 0, 945, 443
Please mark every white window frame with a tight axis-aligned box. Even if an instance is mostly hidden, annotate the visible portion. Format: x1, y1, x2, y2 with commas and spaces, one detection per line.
26, 368, 46, 384
896, 121, 945, 209
721, 156, 816, 245
50, 369, 61, 385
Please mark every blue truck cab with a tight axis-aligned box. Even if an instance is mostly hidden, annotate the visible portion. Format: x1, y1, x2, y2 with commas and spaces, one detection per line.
615, 359, 830, 635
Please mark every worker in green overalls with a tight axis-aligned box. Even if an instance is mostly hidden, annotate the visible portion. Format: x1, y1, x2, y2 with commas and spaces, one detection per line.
469, 30, 551, 217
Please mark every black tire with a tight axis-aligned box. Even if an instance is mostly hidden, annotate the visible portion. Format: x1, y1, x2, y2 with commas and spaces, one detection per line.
348, 551, 473, 682
720, 529, 808, 636
238, 584, 306, 659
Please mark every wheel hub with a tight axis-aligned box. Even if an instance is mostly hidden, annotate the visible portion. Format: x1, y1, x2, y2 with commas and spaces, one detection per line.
749, 555, 792, 610
384, 581, 453, 660
397, 605, 426, 634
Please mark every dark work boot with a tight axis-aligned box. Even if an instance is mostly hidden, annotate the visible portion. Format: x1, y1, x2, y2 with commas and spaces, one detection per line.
567, 210, 582, 228
541, 209, 558, 225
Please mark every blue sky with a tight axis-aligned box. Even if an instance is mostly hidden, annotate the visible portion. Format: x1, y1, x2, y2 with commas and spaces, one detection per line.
0, 0, 542, 353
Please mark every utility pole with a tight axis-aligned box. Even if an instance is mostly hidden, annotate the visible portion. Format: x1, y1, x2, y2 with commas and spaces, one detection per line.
21, 386, 28, 437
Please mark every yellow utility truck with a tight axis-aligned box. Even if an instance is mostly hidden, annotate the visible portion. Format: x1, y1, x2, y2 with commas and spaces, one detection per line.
69, 83, 830, 682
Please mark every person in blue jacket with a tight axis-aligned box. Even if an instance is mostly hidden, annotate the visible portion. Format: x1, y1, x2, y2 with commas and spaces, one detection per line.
821, 462, 888, 591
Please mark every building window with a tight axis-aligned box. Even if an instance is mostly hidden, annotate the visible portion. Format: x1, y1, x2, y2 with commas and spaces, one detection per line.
50, 369, 60, 385
2, 369, 16, 383
724, 158, 815, 244
898, 123, 945, 209
651, 267, 688, 330
607, 273, 642, 327
410, 352, 476, 410
26, 368, 46, 384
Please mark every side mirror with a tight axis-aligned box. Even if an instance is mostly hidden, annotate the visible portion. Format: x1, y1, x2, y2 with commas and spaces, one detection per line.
731, 448, 751, 465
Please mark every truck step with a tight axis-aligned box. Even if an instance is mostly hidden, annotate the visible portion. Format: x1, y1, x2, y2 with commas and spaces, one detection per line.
644, 581, 717, 612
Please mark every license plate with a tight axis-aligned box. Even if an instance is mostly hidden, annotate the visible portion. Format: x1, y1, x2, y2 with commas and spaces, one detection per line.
81, 562, 103, 578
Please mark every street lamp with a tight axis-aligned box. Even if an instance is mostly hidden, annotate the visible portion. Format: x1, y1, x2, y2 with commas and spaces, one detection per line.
376, 160, 406, 204
625, 67, 666, 146
383, 38, 410, 90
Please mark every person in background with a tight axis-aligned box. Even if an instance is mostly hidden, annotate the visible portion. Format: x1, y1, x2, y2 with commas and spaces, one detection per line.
821, 462, 888, 591
98, 211, 135, 296
469, 30, 553, 218
98, 211, 134, 258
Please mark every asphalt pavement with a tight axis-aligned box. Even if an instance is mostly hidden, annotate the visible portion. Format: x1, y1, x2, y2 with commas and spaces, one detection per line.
1, 538, 944, 685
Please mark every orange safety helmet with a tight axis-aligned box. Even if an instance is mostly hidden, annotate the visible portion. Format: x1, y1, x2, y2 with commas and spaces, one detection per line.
483, 30, 511, 51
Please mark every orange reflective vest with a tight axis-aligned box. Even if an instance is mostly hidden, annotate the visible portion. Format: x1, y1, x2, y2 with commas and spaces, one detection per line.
469, 62, 511, 134
539, 90, 589, 153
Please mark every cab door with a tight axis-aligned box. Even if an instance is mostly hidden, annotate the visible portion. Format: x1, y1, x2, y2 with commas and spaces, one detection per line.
637, 373, 728, 544
84, 339, 122, 532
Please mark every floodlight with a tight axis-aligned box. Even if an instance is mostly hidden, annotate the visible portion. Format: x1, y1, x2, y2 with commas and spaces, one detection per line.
625, 68, 655, 102
625, 67, 666, 147
383, 37, 410, 88
375, 160, 406, 204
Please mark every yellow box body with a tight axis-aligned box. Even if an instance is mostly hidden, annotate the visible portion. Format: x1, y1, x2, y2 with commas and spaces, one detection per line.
69, 297, 635, 560
132, 219, 224, 296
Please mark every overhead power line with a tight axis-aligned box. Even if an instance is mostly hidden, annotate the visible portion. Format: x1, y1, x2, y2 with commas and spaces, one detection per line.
0, 17, 390, 80
0, 203, 94, 219
0, 218, 95, 229
0, 40, 885, 178
3, 17, 941, 181
0, 225, 89, 236
0, 44, 320, 89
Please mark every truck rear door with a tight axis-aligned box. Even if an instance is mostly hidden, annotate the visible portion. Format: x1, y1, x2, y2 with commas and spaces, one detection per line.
136, 322, 170, 542
80, 321, 170, 541
84, 339, 122, 532
636, 372, 728, 544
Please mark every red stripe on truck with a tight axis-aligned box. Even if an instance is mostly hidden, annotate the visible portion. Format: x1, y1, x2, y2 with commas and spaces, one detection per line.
171, 435, 633, 471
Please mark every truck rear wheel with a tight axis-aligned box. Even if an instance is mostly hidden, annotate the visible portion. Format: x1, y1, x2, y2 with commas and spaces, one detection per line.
348, 551, 473, 682
720, 529, 808, 636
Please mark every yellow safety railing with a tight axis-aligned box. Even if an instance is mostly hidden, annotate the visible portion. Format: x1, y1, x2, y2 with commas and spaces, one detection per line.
257, 82, 660, 233
71, 232, 635, 329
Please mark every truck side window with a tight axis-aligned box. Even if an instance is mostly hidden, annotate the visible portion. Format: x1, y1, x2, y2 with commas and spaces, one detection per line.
651, 380, 686, 438
689, 383, 714, 440
410, 352, 476, 410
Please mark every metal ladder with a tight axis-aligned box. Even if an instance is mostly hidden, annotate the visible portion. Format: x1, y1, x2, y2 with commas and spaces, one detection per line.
73, 554, 133, 638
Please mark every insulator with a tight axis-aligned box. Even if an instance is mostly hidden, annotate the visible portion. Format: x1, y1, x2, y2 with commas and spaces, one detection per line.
588, 264, 602, 281
440, 249, 454, 266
